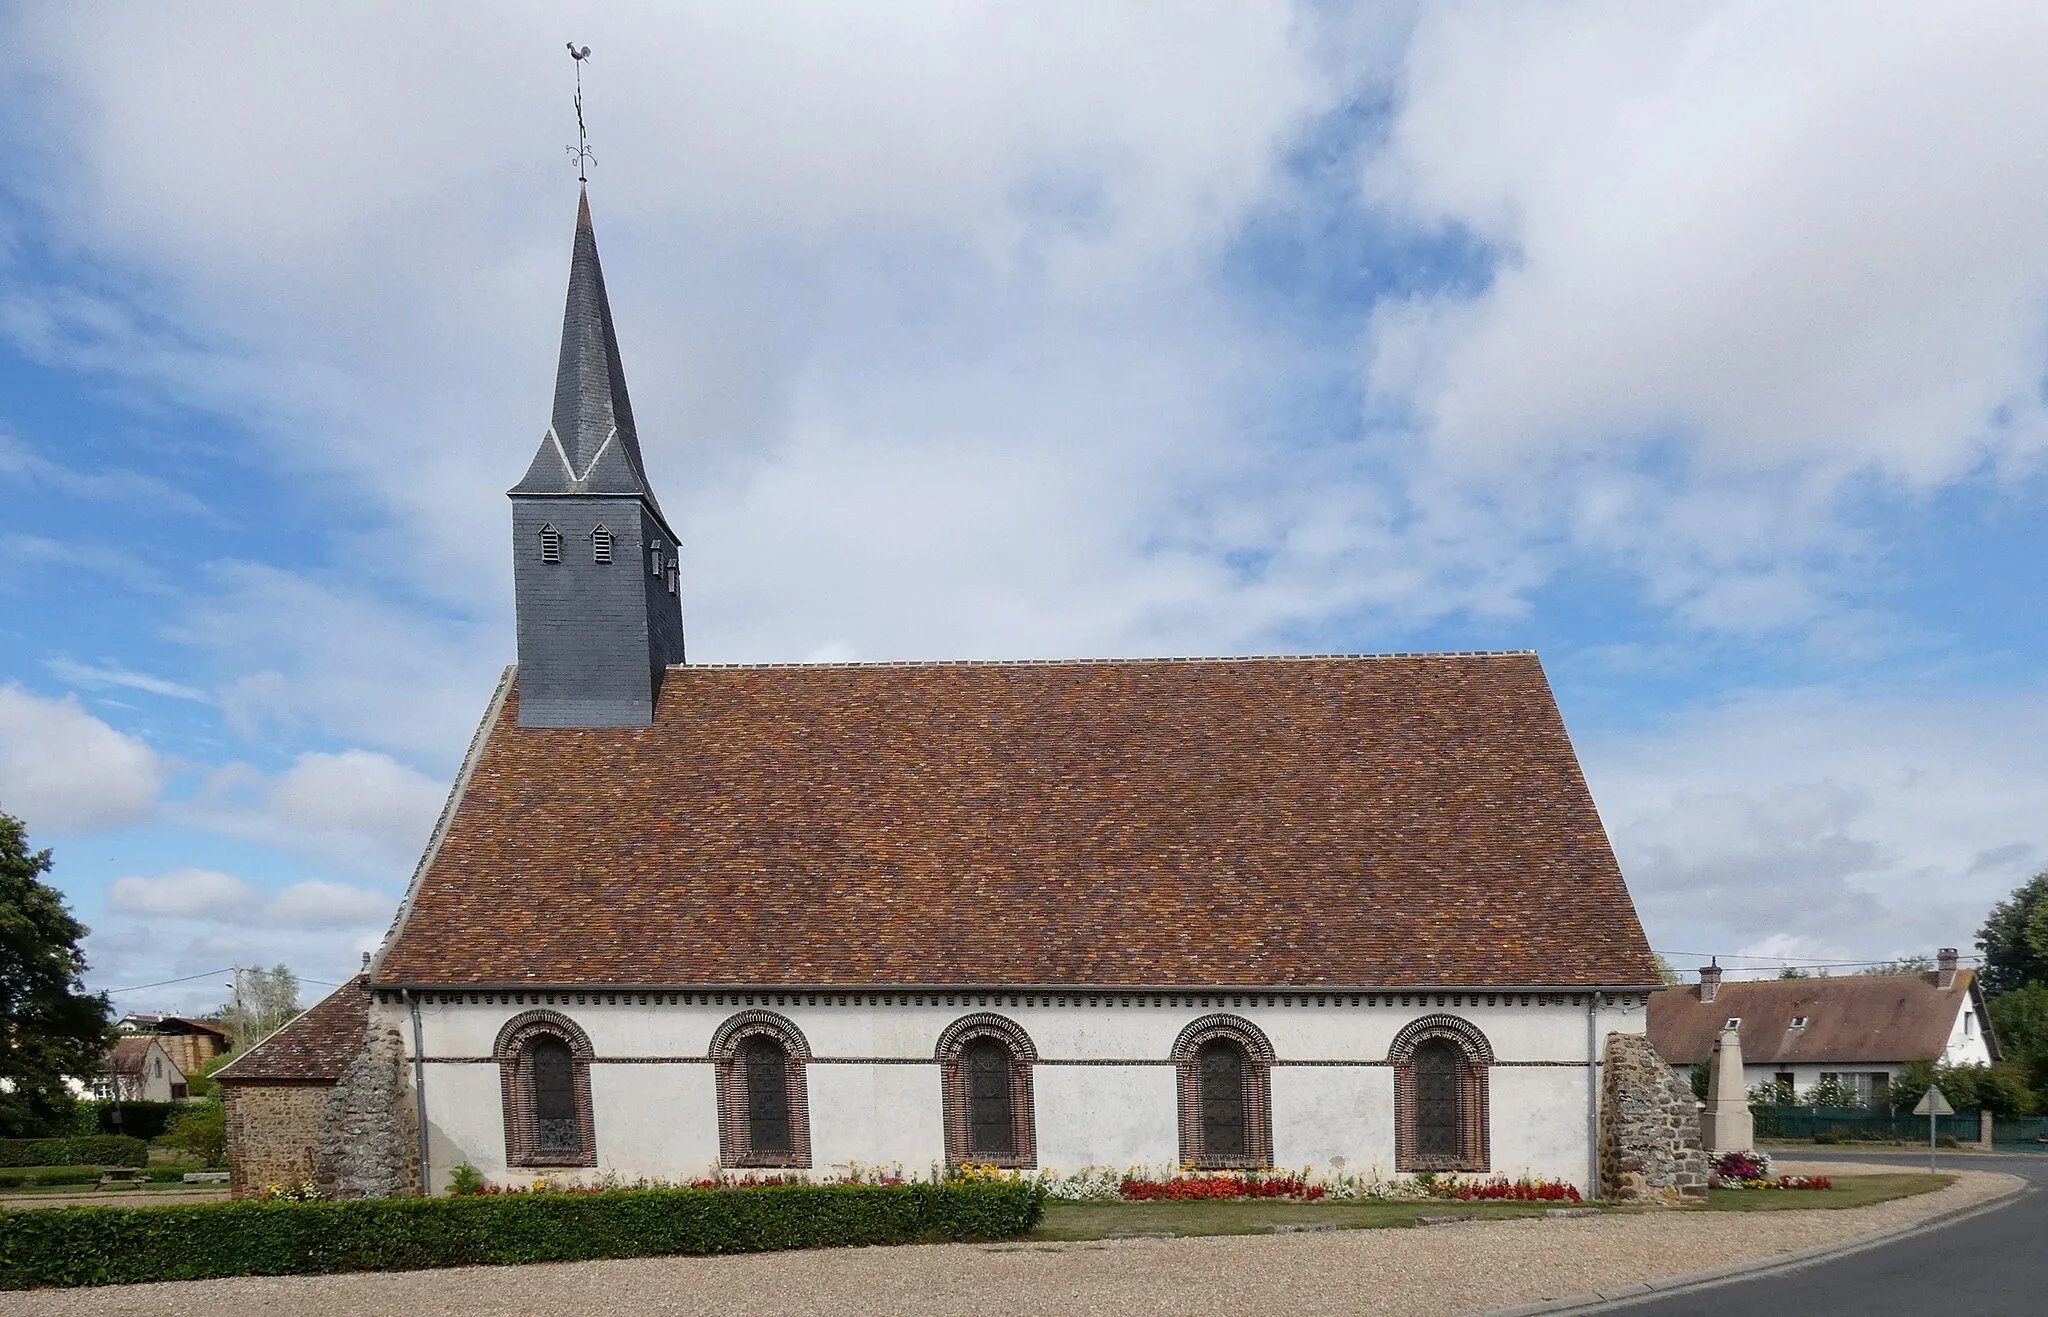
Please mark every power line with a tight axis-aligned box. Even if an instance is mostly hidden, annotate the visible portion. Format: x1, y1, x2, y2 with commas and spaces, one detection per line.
1656, 949, 1980, 971
99, 968, 235, 995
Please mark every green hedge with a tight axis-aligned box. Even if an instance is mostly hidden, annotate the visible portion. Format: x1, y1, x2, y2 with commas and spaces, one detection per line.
0, 1181, 1044, 1288
86, 1101, 182, 1143
0, 1137, 148, 1169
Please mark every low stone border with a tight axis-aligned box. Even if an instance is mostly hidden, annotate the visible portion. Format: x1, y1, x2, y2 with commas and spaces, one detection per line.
1482, 1170, 2030, 1317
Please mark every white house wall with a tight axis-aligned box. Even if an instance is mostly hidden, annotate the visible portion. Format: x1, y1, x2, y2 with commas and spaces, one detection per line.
377, 988, 1648, 1194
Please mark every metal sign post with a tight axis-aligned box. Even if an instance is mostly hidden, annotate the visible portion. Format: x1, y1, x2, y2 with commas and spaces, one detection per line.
1913, 1085, 1954, 1173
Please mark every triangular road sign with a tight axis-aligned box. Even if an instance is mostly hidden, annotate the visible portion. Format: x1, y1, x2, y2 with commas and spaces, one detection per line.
1913, 1085, 1955, 1117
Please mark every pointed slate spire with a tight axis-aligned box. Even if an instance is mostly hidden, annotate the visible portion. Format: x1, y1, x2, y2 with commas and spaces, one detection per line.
511, 188, 665, 515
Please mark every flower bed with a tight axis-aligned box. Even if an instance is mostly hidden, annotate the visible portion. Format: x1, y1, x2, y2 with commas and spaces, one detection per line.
1710, 1151, 1831, 1191
1119, 1173, 1324, 1201
1446, 1176, 1582, 1202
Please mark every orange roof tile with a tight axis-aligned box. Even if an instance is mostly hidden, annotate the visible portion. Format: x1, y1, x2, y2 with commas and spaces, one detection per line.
375, 654, 1659, 989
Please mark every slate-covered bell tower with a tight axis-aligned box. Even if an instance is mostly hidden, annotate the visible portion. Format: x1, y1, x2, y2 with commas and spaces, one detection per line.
509, 189, 686, 727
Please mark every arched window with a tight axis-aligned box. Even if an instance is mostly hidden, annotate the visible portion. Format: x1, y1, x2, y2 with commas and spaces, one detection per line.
743, 1036, 793, 1156
936, 1015, 1036, 1167
1389, 1015, 1492, 1172
1172, 1015, 1273, 1168
1196, 1039, 1248, 1158
711, 1011, 811, 1168
539, 523, 562, 564
590, 524, 614, 565
496, 1011, 596, 1167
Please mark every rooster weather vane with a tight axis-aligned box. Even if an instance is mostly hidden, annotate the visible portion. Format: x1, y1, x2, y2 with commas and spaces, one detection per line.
566, 42, 595, 183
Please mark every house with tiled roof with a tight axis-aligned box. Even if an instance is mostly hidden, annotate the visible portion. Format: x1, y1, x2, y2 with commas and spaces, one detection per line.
96, 1036, 186, 1103
1647, 952, 1996, 1106
357, 188, 1667, 1196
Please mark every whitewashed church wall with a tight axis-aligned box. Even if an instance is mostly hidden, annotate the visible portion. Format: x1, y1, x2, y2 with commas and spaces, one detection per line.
807, 1063, 946, 1174
388, 990, 1647, 1191
1033, 1064, 1179, 1170
1270, 1066, 1393, 1171
1486, 1067, 1588, 1180
589, 1065, 721, 1177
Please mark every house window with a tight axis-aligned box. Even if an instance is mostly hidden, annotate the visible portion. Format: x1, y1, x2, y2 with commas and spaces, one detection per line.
1774, 1071, 1796, 1092
712, 1011, 811, 1168
591, 525, 614, 564
495, 1011, 597, 1167
539, 524, 562, 563
1725, 1017, 1742, 1030
1790, 1016, 1808, 1029
937, 1014, 1036, 1168
1171, 1015, 1273, 1169
1390, 1014, 1493, 1173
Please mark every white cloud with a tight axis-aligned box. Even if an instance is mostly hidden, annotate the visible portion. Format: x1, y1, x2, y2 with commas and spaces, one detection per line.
1584, 683, 2048, 967
173, 746, 447, 878
107, 868, 256, 920
106, 867, 394, 931
168, 562, 502, 763
1363, 3, 2048, 622
0, 683, 164, 833
46, 656, 207, 703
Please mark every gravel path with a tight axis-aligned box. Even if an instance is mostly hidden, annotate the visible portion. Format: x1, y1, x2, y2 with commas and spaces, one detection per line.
1, 1162, 2018, 1317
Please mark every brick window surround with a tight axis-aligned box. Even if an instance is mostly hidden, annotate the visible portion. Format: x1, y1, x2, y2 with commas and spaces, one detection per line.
1172, 1014, 1274, 1169
496, 1010, 597, 1168
710, 1010, 813, 1169
935, 1013, 1038, 1169
1389, 1014, 1492, 1173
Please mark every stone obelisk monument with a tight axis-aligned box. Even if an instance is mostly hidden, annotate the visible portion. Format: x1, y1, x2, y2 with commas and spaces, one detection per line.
1700, 1025, 1754, 1155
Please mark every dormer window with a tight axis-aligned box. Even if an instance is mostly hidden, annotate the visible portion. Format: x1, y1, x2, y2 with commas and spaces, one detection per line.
591, 525, 614, 565
1790, 1016, 1808, 1029
539, 524, 562, 564
649, 541, 664, 577
1724, 1017, 1741, 1030
667, 562, 679, 595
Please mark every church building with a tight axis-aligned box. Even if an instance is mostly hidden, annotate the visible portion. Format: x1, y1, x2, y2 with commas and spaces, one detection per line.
362, 190, 1665, 1194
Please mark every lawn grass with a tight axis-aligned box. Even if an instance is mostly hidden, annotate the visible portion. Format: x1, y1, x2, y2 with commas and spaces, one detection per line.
1694, 1173, 1952, 1212
1028, 1174, 1953, 1240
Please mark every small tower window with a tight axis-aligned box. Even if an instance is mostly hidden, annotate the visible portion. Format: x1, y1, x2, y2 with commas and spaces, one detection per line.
591, 525, 614, 565
649, 541, 664, 577
538, 524, 562, 564
667, 562, 679, 595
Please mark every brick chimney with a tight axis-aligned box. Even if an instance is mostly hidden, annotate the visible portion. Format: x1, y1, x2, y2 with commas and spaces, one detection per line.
1699, 962, 1723, 1003
1937, 947, 1958, 989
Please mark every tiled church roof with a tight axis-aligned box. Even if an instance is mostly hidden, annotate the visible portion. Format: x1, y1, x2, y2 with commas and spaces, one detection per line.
1647, 971, 1988, 1066
214, 977, 369, 1084
374, 652, 1659, 990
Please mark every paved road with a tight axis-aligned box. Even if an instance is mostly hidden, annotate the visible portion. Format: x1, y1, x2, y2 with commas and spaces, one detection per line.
1617, 1150, 2046, 1316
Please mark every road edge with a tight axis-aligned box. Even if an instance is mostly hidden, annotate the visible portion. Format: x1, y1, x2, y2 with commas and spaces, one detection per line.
1480, 1174, 2032, 1317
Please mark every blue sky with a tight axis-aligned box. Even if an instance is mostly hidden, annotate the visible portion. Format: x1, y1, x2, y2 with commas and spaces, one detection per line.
2, 5, 2045, 1014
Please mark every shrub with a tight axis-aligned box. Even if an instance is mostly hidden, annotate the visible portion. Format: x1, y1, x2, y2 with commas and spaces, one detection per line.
79, 1101, 182, 1144
1119, 1173, 1323, 1201
160, 1100, 226, 1166
0, 1137, 147, 1168
0, 1181, 1044, 1289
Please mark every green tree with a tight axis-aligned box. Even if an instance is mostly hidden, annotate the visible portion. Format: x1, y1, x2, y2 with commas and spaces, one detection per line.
1858, 955, 1935, 976
1986, 982, 2048, 1101
220, 963, 302, 1048
1652, 954, 1681, 986
161, 1091, 227, 1165
0, 812, 114, 1137
1978, 871, 2048, 994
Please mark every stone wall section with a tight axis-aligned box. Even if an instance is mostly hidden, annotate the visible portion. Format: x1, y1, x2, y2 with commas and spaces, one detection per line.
314, 1023, 422, 1199
1599, 1031, 1709, 1205
225, 1083, 331, 1199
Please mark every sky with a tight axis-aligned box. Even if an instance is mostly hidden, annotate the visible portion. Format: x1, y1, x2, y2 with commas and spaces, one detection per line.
1, 3, 2045, 1015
